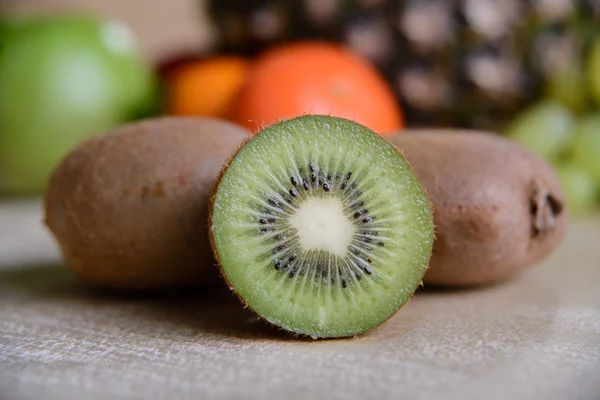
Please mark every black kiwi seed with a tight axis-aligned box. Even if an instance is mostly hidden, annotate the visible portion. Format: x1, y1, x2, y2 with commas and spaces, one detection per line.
302, 180, 309, 190
364, 267, 372, 275
346, 172, 352, 180
289, 253, 297, 261
259, 218, 267, 224
291, 176, 298, 186
311, 173, 317, 182
360, 230, 378, 236
323, 182, 330, 192
318, 177, 323, 186
377, 242, 385, 247
273, 245, 285, 254
355, 273, 362, 281
341, 182, 347, 189
288, 268, 296, 278
274, 260, 281, 270
362, 217, 372, 223
289, 188, 298, 197
259, 228, 268, 234
342, 279, 347, 288
327, 173, 332, 181
354, 211, 362, 218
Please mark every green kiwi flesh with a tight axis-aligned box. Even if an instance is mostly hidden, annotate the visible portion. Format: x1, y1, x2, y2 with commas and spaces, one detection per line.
210, 115, 434, 338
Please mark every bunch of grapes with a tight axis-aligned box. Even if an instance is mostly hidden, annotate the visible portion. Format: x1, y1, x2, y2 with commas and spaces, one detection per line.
506, 37, 600, 217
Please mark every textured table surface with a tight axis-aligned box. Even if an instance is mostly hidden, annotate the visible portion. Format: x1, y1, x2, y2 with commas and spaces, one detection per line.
1, 200, 599, 400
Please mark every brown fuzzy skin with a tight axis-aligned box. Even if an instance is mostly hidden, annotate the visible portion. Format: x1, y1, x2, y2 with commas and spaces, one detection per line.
387, 129, 568, 287
44, 116, 249, 291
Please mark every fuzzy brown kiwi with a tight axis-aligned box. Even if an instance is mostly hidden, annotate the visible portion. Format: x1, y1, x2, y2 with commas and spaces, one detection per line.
44, 116, 249, 291
387, 129, 568, 287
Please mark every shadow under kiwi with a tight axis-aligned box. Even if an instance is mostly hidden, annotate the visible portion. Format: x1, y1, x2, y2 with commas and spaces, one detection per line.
0, 264, 311, 341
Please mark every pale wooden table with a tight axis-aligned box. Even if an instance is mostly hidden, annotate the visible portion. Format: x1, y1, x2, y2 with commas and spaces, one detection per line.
1, 200, 599, 400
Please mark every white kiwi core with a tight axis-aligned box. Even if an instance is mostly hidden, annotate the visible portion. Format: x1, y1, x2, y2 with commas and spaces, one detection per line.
288, 197, 356, 257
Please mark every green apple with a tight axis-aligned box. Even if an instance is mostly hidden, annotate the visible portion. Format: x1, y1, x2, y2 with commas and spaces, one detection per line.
0, 14, 158, 195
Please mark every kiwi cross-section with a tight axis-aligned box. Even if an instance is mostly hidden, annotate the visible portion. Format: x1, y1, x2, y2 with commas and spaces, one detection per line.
209, 115, 434, 338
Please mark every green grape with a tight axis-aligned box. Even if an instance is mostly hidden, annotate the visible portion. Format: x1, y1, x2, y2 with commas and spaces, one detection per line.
587, 36, 600, 108
572, 114, 600, 185
505, 101, 575, 162
555, 162, 598, 217
546, 65, 588, 114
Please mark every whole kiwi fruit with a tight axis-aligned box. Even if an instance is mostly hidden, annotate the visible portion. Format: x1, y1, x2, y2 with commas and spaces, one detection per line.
387, 129, 568, 287
44, 116, 249, 291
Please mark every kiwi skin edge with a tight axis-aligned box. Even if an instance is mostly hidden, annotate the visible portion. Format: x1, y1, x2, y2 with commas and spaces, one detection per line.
207, 116, 436, 339
208, 133, 301, 338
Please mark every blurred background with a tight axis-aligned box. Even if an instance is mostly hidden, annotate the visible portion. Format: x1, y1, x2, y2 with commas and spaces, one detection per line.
1, 0, 600, 217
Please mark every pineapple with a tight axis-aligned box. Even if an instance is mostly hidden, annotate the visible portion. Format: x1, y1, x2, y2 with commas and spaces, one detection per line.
207, 0, 600, 130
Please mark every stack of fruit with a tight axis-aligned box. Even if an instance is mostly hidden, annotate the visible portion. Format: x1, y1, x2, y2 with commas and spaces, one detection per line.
0, 13, 407, 198
0, 11, 573, 341
161, 1, 600, 217
44, 113, 567, 338
2, 7, 599, 217
207, 0, 600, 130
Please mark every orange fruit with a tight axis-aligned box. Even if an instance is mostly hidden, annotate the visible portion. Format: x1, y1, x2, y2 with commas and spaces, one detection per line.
232, 41, 403, 134
167, 55, 250, 118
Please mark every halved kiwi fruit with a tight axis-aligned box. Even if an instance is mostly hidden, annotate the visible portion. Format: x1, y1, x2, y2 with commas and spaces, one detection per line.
209, 115, 434, 338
